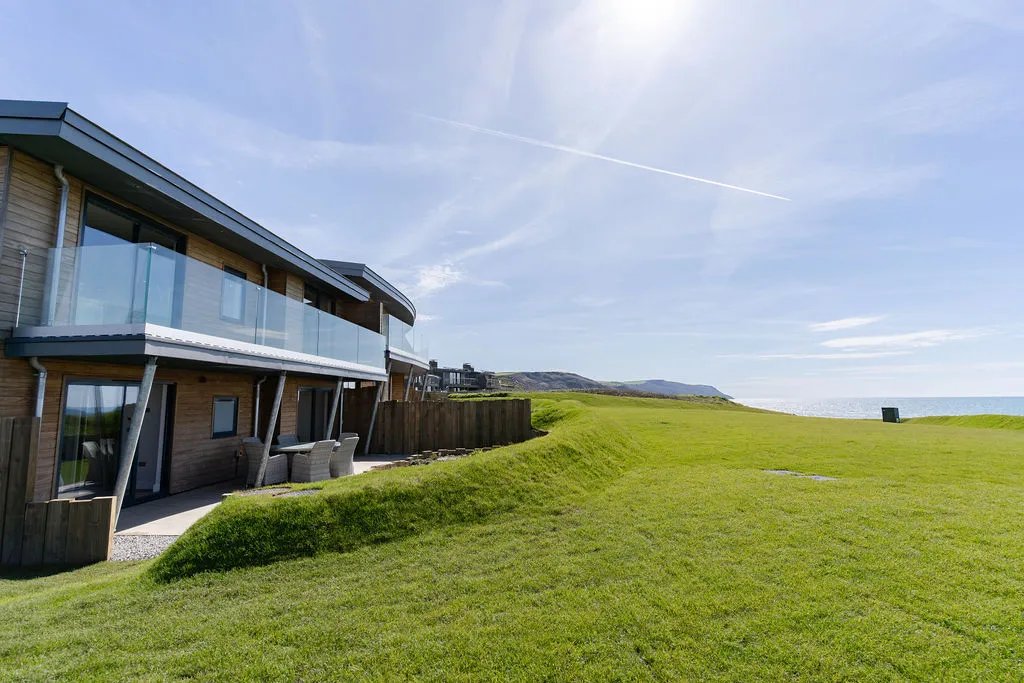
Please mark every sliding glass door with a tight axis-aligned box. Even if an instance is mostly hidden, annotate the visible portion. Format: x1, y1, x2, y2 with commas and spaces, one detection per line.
57, 380, 173, 505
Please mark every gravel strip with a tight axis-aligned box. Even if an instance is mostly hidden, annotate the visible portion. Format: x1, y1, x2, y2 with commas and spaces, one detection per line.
233, 487, 290, 496
111, 535, 179, 562
276, 489, 320, 497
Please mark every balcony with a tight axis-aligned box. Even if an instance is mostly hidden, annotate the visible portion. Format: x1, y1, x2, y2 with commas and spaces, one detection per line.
7, 243, 388, 380
386, 314, 429, 369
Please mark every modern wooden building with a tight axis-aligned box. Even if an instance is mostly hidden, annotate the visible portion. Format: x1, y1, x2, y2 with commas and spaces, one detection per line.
0, 99, 429, 513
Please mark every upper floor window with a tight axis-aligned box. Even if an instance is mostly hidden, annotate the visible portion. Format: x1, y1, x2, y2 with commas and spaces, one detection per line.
221, 266, 248, 323
81, 195, 186, 253
303, 283, 334, 314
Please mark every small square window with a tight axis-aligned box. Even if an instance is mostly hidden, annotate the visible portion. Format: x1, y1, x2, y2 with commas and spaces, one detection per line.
212, 397, 238, 438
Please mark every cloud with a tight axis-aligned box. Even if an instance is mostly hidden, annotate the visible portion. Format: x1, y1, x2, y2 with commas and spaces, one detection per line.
821, 329, 987, 350
758, 351, 910, 360
107, 91, 446, 170
417, 115, 791, 201
572, 296, 618, 308
452, 217, 546, 261
874, 76, 1018, 135
809, 316, 885, 332
409, 263, 464, 299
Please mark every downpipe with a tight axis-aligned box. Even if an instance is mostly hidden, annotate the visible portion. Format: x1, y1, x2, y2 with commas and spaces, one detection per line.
28, 357, 46, 418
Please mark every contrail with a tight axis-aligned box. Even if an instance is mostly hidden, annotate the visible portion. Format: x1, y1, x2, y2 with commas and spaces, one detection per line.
418, 114, 790, 201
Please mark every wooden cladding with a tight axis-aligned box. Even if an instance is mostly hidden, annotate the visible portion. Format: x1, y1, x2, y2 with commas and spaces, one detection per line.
0, 416, 114, 567
370, 399, 532, 454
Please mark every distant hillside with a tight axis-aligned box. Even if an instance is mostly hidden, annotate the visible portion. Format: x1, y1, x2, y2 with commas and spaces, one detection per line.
605, 379, 732, 399
499, 372, 606, 392
499, 372, 731, 399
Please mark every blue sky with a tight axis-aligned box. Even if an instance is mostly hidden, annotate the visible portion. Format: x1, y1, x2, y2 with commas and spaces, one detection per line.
3, 0, 1023, 397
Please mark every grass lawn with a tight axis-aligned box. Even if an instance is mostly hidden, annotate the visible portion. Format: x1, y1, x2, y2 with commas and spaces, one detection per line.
2, 393, 1024, 680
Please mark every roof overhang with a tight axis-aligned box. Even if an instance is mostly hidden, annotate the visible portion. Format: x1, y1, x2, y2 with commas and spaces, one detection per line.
6, 323, 388, 381
387, 347, 430, 371
320, 260, 416, 325
0, 100, 369, 302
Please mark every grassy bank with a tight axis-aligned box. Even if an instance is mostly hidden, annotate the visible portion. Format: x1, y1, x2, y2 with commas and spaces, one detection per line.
3, 393, 1024, 680
151, 397, 639, 580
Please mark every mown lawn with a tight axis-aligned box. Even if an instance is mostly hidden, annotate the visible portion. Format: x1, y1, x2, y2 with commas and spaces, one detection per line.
2, 393, 1023, 680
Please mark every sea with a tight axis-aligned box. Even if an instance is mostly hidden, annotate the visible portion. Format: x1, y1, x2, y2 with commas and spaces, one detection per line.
733, 397, 1024, 420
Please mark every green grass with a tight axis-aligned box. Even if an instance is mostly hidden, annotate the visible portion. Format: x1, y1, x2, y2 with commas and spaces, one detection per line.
903, 413, 1024, 431
3, 393, 1024, 680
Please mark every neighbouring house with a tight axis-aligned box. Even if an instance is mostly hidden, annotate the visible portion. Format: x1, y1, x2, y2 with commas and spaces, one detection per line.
425, 361, 501, 392
0, 99, 430, 512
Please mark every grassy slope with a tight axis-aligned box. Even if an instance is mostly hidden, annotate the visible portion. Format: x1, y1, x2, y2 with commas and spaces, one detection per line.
3, 394, 1024, 680
904, 414, 1024, 431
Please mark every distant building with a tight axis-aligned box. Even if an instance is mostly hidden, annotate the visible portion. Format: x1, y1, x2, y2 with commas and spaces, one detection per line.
425, 361, 501, 392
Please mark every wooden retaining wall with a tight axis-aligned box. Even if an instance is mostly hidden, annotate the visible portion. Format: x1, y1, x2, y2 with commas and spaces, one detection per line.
0, 416, 115, 567
370, 399, 532, 454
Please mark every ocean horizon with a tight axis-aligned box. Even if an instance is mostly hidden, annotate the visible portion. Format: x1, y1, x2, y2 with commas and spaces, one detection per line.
733, 396, 1024, 420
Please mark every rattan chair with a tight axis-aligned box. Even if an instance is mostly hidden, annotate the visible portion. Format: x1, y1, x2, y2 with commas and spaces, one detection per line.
291, 440, 335, 483
275, 433, 300, 447
330, 436, 360, 478
243, 437, 288, 486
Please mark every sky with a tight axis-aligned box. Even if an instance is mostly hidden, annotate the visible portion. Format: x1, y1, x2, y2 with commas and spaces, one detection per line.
2, 0, 1023, 398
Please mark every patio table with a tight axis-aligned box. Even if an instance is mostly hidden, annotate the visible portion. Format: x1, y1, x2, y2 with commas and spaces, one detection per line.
271, 441, 341, 454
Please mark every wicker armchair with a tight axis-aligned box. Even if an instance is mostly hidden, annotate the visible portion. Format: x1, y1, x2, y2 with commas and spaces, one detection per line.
291, 440, 335, 483
275, 433, 300, 447
330, 436, 360, 478
243, 437, 288, 486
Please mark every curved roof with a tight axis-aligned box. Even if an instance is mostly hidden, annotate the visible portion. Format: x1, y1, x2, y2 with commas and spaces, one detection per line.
0, 99, 370, 302
319, 260, 416, 325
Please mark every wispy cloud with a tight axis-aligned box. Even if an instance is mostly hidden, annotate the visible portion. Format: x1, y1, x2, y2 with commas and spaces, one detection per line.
409, 263, 464, 299
108, 91, 447, 170
809, 316, 885, 332
417, 115, 791, 201
758, 351, 910, 360
822, 329, 987, 350
452, 216, 547, 261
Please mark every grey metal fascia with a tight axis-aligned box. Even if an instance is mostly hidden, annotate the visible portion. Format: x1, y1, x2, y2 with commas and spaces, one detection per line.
0, 100, 370, 302
320, 260, 417, 322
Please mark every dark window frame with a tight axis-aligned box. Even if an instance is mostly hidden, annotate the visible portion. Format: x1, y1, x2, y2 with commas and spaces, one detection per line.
220, 265, 248, 324
211, 396, 239, 439
55, 378, 176, 504
79, 192, 187, 254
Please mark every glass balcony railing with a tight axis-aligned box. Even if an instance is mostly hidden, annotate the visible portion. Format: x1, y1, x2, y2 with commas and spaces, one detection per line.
386, 314, 428, 360
18, 243, 386, 369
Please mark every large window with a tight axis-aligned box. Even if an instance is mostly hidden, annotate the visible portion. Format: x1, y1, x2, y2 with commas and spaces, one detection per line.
212, 397, 238, 438
81, 195, 186, 252
77, 196, 187, 327
57, 381, 173, 504
220, 266, 248, 323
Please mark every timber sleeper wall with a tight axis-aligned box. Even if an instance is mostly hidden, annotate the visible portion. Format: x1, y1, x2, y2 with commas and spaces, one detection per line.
0, 416, 115, 567
370, 399, 533, 454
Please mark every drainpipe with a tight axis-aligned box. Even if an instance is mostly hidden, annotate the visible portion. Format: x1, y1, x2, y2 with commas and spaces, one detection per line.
44, 165, 70, 324
253, 376, 267, 437
28, 357, 46, 418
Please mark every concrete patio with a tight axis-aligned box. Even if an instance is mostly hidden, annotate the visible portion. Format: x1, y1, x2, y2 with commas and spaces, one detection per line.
115, 455, 409, 537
